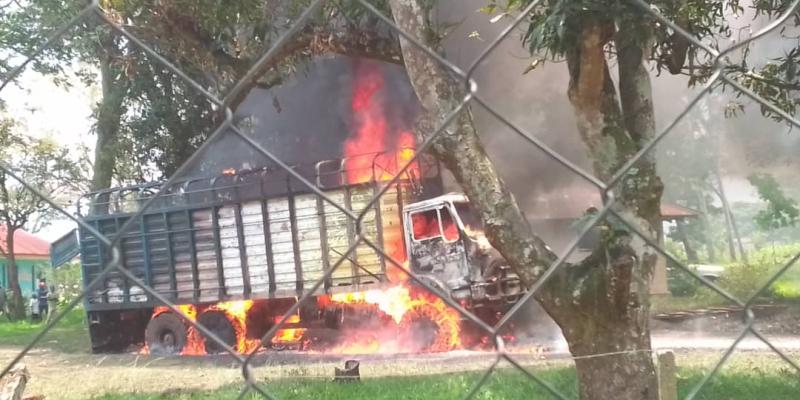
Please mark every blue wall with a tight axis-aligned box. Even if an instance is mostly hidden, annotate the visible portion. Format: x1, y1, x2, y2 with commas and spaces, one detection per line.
0, 258, 49, 299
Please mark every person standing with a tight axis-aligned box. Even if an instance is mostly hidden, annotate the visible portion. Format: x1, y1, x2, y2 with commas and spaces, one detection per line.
29, 293, 40, 321
46, 285, 58, 323
37, 279, 49, 318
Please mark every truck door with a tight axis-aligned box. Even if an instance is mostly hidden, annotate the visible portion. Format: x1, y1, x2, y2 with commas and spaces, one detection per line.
406, 206, 469, 288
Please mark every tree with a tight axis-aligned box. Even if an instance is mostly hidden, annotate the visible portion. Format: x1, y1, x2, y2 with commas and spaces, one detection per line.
5, 0, 799, 397
748, 173, 799, 230
0, 0, 133, 196
0, 114, 84, 320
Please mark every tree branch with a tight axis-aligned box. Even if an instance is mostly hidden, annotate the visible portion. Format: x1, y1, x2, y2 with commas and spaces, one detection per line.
225, 25, 403, 111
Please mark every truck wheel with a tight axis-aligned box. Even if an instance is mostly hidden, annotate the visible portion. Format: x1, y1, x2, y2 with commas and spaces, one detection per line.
145, 313, 187, 355
400, 303, 458, 352
198, 310, 238, 354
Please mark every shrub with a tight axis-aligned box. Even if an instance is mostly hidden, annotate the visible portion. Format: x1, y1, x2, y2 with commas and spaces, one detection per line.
667, 265, 700, 297
696, 244, 800, 302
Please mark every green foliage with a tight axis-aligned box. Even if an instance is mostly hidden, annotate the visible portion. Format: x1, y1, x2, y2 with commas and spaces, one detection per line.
0, 112, 86, 231
485, 1, 742, 66
695, 244, 800, 301
50, 261, 83, 306
3, 0, 400, 182
747, 173, 799, 231
0, 306, 88, 352
667, 265, 700, 297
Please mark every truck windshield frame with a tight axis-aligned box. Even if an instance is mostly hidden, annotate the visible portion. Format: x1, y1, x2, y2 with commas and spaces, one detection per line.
409, 206, 460, 243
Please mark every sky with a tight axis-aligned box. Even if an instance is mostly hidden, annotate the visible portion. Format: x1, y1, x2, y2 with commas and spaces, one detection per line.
1, 68, 96, 241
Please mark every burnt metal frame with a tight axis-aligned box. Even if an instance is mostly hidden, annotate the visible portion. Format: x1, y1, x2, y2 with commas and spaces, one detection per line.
0, 1, 799, 400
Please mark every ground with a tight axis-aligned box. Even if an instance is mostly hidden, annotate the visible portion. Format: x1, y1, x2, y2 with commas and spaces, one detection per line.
0, 306, 798, 399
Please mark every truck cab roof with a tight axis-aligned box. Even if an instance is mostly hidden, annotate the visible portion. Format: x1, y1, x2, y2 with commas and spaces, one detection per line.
404, 193, 469, 213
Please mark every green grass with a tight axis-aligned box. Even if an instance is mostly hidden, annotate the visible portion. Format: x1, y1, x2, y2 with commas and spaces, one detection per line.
91, 365, 800, 400
0, 306, 89, 352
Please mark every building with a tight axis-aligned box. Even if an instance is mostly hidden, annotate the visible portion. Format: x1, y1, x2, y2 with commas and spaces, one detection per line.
523, 184, 698, 295
0, 227, 51, 299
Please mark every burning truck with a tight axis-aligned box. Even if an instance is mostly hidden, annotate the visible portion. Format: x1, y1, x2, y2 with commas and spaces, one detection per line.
75, 148, 524, 355
73, 60, 524, 355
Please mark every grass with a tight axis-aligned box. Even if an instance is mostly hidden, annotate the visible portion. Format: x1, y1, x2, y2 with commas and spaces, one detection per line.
90, 363, 800, 400
0, 306, 89, 352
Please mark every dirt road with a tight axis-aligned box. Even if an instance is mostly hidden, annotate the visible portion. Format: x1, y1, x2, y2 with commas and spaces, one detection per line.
2, 305, 798, 399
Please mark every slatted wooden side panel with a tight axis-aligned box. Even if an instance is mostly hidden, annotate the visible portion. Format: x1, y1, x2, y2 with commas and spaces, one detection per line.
218, 206, 244, 296
323, 191, 355, 286
379, 185, 410, 270
191, 209, 220, 302
119, 217, 147, 302
167, 212, 194, 301
145, 214, 173, 298
241, 201, 270, 295
294, 194, 324, 291
267, 198, 297, 291
349, 187, 382, 285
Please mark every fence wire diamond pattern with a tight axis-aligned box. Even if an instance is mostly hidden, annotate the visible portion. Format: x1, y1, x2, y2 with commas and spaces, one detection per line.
1, 0, 799, 399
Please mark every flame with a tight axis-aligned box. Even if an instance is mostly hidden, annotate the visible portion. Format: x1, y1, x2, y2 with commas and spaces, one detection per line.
343, 61, 420, 280
343, 61, 420, 185
272, 315, 306, 345
411, 211, 460, 242
323, 283, 461, 353
211, 300, 260, 353
146, 301, 259, 355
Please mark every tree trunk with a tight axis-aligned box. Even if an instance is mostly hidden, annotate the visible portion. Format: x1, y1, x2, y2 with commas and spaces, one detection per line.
713, 168, 747, 263
676, 220, 699, 263
388, 2, 660, 399
695, 190, 717, 262
4, 225, 25, 321
90, 31, 128, 214
563, 17, 661, 400
570, 334, 657, 400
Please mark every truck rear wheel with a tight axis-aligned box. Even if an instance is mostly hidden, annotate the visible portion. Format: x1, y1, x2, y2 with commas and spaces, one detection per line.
145, 313, 187, 355
198, 310, 238, 354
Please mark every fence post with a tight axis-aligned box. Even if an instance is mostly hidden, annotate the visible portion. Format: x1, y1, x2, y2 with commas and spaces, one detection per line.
654, 349, 677, 400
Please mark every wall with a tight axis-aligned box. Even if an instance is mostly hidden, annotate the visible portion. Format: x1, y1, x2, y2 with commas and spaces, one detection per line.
0, 257, 49, 299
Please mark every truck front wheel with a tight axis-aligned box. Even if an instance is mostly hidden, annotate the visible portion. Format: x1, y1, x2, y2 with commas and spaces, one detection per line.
145, 312, 187, 355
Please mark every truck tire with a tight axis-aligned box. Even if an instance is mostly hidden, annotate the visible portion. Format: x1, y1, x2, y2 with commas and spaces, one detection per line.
400, 303, 458, 352
198, 310, 238, 354
145, 312, 187, 355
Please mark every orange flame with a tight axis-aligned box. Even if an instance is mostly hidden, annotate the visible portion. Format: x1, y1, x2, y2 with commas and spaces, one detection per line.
323, 283, 462, 353
147, 301, 259, 355
343, 61, 421, 280
272, 315, 306, 345
343, 61, 419, 185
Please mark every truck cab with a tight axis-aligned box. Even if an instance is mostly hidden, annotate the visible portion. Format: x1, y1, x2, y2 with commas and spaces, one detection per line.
402, 193, 523, 313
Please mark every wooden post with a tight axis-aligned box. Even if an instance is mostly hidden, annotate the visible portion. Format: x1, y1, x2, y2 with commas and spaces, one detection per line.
0, 364, 29, 400
654, 350, 677, 400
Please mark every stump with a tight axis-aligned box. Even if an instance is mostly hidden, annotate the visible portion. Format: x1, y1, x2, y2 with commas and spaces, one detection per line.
0, 364, 29, 400
333, 360, 360, 382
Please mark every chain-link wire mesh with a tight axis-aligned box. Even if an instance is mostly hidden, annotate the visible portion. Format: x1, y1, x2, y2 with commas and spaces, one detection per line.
1, 0, 799, 399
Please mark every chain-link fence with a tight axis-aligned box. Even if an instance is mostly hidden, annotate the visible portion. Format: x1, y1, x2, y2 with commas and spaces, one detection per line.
1, 0, 799, 399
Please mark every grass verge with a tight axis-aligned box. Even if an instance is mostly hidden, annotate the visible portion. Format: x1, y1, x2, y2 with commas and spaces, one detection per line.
0, 307, 89, 352
92, 363, 799, 400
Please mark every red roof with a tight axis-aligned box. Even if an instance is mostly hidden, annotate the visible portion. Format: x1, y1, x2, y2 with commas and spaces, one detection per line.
0, 226, 50, 259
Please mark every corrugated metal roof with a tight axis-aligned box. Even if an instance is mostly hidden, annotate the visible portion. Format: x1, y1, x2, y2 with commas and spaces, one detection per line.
0, 226, 50, 258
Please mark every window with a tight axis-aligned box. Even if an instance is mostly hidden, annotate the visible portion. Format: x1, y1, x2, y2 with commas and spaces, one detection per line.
411, 207, 459, 242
